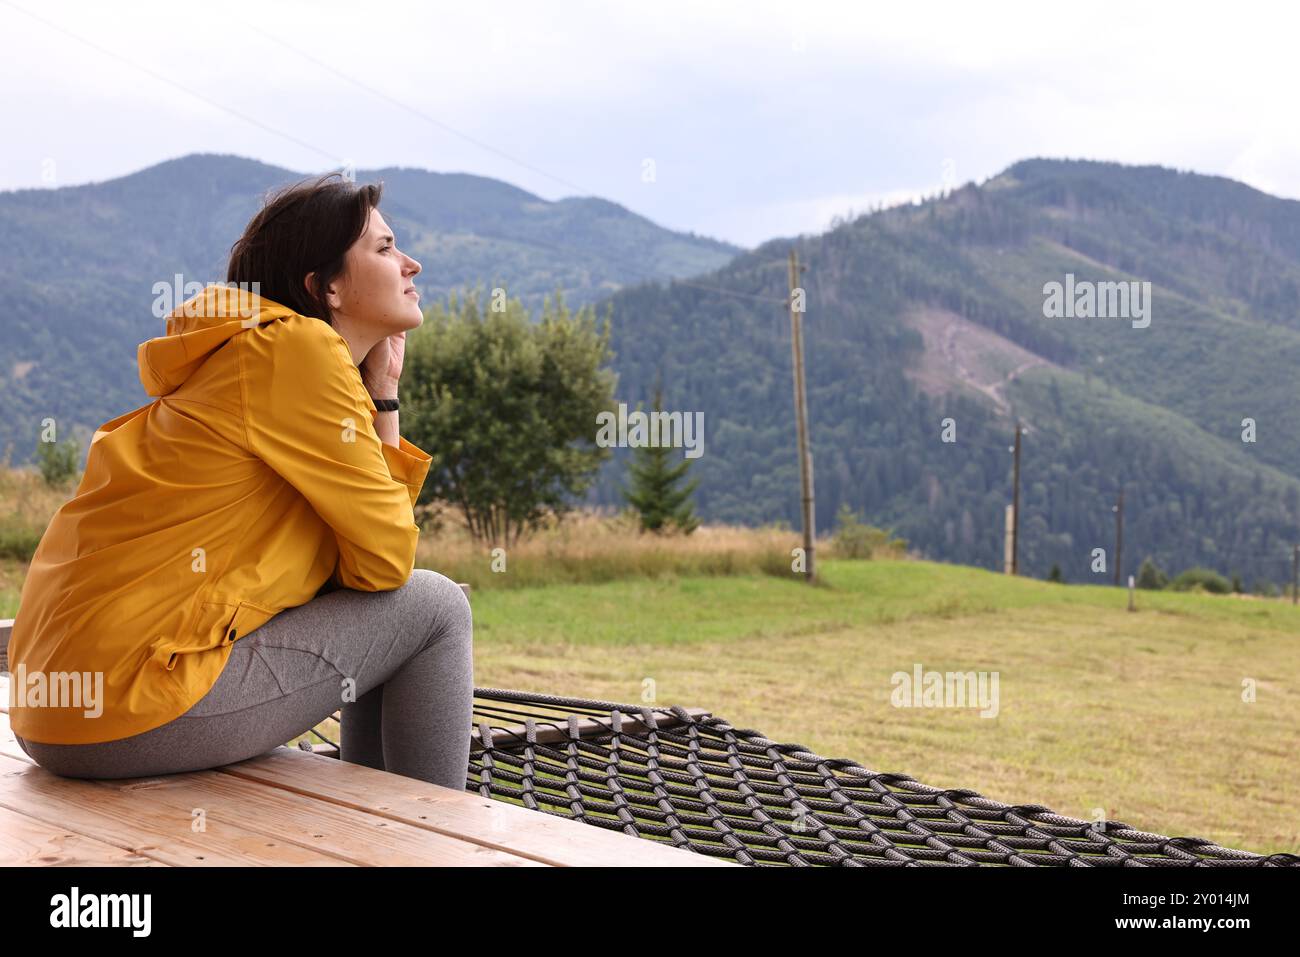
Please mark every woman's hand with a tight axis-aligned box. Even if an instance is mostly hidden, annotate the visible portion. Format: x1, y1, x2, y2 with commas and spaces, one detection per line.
359, 331, 406, 399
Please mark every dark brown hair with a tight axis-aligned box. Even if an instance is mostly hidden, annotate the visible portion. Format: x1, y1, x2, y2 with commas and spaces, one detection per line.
226, 172, 383, 323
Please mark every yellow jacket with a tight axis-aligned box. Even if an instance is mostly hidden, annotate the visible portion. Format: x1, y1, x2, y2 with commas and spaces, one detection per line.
8, 284, 432, 744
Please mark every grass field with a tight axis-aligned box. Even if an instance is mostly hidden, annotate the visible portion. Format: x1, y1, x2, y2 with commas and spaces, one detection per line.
3, 479, 1297, 857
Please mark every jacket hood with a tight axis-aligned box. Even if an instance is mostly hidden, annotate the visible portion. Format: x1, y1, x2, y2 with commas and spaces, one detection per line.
138, 284, 298, 396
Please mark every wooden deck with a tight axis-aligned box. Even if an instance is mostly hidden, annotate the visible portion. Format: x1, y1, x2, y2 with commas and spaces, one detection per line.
0, 618, 732, 867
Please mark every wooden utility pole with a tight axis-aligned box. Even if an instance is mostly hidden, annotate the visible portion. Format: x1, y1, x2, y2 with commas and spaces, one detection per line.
787, 248, 816, 582
1293, 545, 1298, 605
1113, 487, 1125, 586
1010, 422, 1022, 575
1003, 504, 1015, 574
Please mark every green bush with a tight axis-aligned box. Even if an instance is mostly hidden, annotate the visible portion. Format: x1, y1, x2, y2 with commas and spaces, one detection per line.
830, 504, 907, 559
1168, 566, 1232, 595
35, 437, 80, 488
402, 286, 615, 547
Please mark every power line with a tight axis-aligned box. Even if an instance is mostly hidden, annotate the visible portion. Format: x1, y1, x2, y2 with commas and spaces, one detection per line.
1, 1, 340, 163
647, 257, 816, 305
665, 278, 789, 304
5, 0, 770, 308
241, 21, 593, 197
2, 0, 605, 207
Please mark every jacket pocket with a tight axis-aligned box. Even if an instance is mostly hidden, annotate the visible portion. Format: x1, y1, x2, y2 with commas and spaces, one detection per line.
156, 599, 276, 672
209, 598, 276, 647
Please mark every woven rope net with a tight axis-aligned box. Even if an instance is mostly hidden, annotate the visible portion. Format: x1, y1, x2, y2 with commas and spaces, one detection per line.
304, 687, 1300, 868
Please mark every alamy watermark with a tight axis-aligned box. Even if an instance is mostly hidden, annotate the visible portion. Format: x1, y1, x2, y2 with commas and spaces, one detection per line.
151, 276, 261, 320
49, 887, 150, 936
595, 401, 704, 458
6, 665, 103, 718
890, 663, 1000, 718
1042, 273, 1151, 329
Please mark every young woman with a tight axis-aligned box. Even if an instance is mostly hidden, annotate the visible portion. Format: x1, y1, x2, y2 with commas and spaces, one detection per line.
7, 172, 474, 790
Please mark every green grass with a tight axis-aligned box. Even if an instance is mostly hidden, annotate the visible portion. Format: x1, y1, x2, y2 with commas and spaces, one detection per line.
468, 557, 1300, 645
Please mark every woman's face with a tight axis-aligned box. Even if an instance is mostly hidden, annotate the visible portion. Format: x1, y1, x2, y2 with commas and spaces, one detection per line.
323, 207, 423, 335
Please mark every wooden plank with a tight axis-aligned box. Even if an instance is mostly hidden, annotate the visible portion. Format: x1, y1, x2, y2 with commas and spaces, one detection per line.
98, 771, 545, 867
0, 803, 164, 867
0, 711, 543, 867
0, 710, 350, 866
8, 757, 541, 868
220, 746, 737, 867
0, 756, 355, 867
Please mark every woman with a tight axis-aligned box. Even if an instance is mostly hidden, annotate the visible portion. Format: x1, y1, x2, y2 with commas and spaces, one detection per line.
7, 172, 474, 790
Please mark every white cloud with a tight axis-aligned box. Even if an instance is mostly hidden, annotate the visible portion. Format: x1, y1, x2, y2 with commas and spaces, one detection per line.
3, 0, 1300, 244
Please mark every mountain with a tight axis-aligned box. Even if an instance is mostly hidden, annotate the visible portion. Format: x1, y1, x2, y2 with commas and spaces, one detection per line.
585, 159, 1300, 587
5, 153, 1297, 587
0, 153, 740, 467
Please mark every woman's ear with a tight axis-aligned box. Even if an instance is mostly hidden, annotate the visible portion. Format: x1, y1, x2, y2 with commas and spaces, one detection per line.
304, 271, 342, 318
322, 281, 342, 313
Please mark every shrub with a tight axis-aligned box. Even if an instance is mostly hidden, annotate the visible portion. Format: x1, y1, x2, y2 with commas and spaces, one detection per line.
1135, 557, 1168, 590
1168, 566, 1232, 595
402, 286, 615, 547
830, 503, 907, 559
35, 437, 80, 488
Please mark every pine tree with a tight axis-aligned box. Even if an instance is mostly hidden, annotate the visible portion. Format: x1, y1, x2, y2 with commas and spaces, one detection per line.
620, 381, 701, 534
1136, 556, 1168, 590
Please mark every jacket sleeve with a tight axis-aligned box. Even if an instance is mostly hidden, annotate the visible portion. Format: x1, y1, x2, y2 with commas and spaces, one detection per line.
240, 319, 433, 591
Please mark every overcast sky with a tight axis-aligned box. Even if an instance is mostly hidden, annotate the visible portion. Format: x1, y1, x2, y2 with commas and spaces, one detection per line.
2, 0, 1297, 248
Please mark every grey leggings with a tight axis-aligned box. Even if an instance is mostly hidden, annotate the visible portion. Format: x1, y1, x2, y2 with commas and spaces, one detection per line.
13, 569, 474, 791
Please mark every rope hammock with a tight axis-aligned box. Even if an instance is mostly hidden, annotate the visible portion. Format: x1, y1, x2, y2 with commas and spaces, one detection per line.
301, 688, 1300, 868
